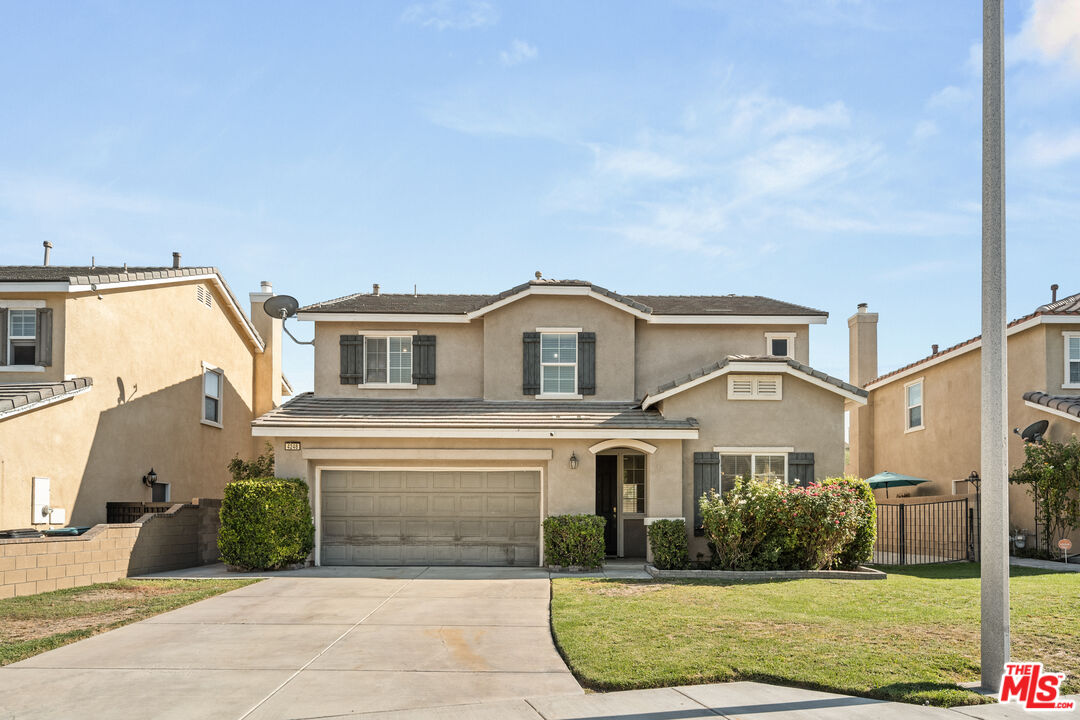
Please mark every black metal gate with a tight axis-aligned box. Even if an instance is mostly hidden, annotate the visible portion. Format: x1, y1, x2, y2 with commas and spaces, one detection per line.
873, 498, 979, 565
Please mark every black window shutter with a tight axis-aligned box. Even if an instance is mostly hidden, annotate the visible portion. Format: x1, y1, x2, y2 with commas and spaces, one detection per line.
0, 308, 7, 366
692, 451, 720, 534
413, 335, 436, 385
340, 334, 364, 384
577, 331, 596, 395
522, 332, 540, 395
35, 308, 53, 367
788, 452, 815, 486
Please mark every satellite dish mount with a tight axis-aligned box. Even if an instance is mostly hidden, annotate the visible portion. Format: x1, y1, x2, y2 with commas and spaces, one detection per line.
262, 295, 313, 346
1013, 420, 1049, 444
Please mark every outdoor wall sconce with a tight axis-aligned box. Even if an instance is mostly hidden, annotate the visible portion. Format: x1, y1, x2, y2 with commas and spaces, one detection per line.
569, 452, 579, 470
141, 468, 158, 487
966, 471, 980, 489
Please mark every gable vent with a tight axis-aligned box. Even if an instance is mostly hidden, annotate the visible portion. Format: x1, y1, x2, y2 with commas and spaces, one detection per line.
195, 285, 213, 309
728, 374, 782, 401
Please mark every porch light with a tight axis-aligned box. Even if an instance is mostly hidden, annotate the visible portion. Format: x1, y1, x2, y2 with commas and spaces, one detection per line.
142, 468, 158, 487
569, 452, 578, 470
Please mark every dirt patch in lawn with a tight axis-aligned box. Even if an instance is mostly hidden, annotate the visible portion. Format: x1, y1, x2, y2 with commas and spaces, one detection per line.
73, 584, 177, 602
1, 610, 141, 643
586, 582, 665, 597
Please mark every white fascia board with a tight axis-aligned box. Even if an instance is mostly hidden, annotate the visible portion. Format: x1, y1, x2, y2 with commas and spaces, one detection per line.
0, 282, 70, 293
642, 361, 865, 409
301, 448, 555, 461
645, 314, 827, 325
1024, 400, 1080, 424
0, 385, 92, 420
296, 312, 471, 323
252, 426, 699, 439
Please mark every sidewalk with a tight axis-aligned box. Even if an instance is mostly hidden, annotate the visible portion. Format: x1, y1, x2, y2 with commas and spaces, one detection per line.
327, 681, 1079, 719
1010, 557, 1080, 572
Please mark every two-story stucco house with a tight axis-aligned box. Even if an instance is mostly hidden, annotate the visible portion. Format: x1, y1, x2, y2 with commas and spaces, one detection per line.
846, 287, 1080, 549
256, 275, 866, 567
0, 250, 288, 531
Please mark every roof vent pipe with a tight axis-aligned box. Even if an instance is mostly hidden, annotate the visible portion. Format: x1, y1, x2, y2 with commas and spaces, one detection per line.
932, 344, 939, 355
42, 241, 53, 266
260, 281, 273, 294
373, 283, 380, 296
857, 302, 868, 313
172, 251, 181, 269
1051, 284, 1059, 303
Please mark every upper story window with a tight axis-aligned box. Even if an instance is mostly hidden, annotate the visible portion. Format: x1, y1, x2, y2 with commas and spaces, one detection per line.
765, 332, 795, 359
365, 336, 413, 385
541, 333, 577, 395
1065, 332, 1080, 387
8, 309, 37, 365
202, 364, 223, 427
905, 378, 924, 432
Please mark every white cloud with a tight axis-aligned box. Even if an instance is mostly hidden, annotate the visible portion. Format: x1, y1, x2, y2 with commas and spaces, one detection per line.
926, 85, 973, 111
401, 0, 497, 30
589, 145, 686, 180
912, 120, 939, 142
499, 39, 538, 67
1019, 129, 1080, 167
1012, 0, 1080, 72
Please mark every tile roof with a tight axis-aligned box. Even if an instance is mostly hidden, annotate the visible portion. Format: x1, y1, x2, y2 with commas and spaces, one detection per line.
252, 394, 697, 431
300, 278, 826, 318
868, 290, 1080, 387
0, 378, 92, 420
644, 355, 867, 406
1023, 391, 1080, 420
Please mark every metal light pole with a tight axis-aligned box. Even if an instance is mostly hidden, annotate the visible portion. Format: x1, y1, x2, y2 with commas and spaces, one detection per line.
980, 0, 1010, 692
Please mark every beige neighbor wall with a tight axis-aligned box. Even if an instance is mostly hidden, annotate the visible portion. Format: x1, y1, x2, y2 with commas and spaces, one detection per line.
659, 373, 846, 559
313, 321, 484, 398
0, 280, 259, 530
635, 323, 811, 398
482, 295, 636, 401
866, 323, 1080, 545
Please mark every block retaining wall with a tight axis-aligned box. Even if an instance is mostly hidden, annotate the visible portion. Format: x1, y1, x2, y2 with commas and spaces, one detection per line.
0, 499, 221, 598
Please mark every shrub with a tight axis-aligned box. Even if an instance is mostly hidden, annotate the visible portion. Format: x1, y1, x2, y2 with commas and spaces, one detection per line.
1010, 437, 1080, 552
647, 519, 689, 569
699, 478, 872, 571
543, 514, 605, 569
824, 476, 876, 569
227, 442, 275, 482
218, 477, 315, 570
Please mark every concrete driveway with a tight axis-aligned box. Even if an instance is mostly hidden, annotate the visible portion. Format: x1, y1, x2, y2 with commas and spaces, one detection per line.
0, 566, 582, 720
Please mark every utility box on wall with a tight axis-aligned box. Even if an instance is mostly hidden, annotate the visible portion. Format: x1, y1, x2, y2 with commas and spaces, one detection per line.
32, 476, 50, 525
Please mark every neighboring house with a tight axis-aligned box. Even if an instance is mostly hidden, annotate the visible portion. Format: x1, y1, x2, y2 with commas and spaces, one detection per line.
846, 288, 1080, 548
0, 251, 287, 531
256, 276, 865, 566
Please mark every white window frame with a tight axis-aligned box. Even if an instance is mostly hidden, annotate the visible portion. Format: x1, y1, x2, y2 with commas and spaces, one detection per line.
362, 334, 417, 388
904, 377, 924, 433
765, 332, 796, 359
727, 374, 782, 400
712, 447, 793, 491
7, 307, 39, 369
201, 362, 224, 428
1064, 332, 1080, 389
538, 329, 581, 399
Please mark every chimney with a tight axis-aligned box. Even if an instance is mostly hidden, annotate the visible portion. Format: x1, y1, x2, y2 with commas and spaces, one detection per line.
932, 344, 939, 355
42, 241, 53, 266
847, 302, 879, 480
1051, 284, 1059, 303
372, 283, 380, 296
250, 281, 283, 418
172, 251, 181, 269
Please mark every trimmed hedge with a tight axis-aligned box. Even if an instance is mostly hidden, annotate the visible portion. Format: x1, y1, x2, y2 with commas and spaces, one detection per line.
823, 476, 876, 569
647, 519, 689, 570
219, 477, 315, 571
543, 514, 605, 569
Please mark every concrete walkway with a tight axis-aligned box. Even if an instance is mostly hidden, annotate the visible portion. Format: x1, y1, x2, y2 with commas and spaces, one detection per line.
1010, 556, 1080, 572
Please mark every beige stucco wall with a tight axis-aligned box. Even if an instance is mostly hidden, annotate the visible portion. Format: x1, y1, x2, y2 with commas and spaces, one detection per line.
635, 323, 810, 398
863, 323, 1080, 544
482, 295, 637, 401
313, 321, 484, 398
1, 280, 261, 530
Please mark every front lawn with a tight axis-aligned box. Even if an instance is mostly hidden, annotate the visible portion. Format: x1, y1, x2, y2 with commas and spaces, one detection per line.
550, 563, 1079, 707
0, 578, 258, 665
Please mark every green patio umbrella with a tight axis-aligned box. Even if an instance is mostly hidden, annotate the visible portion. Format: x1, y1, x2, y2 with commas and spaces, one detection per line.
866, 471, 928, 498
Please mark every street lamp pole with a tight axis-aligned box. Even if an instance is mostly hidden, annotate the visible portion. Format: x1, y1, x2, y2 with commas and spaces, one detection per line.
980, 0, 1010, 692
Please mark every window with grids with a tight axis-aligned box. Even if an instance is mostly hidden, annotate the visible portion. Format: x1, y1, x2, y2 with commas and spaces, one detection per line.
1066, 333, 1080, 386
540, 333, 577, 394
719, 453, 787, 493
8, 309, 37, 365
365, 336, 412, 384
622, 453, 646, 514
905, 379, 923, 430
203, 367, 223, 425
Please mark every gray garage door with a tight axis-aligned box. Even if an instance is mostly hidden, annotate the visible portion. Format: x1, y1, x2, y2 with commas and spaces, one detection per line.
319, 469, 541, 566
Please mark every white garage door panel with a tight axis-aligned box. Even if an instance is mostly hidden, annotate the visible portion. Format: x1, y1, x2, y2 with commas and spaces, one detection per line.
320, 469, 541, 566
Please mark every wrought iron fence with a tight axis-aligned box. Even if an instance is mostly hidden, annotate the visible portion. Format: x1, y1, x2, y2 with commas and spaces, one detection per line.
873, 497, 979, 565
105, 502, 175, 524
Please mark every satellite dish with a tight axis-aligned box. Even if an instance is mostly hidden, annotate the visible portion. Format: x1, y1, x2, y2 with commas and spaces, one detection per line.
263, 295, 299, 319
1017, 419, 1049, 444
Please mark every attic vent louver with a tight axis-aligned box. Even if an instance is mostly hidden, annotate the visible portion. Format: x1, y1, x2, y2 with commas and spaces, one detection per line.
196, 285, 212, 309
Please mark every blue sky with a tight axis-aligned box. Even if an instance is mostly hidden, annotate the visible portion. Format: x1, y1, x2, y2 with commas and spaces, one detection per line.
2, 0, 1080, 394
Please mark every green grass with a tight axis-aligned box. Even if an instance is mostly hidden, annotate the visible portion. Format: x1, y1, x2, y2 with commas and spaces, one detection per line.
0, 578, 258, 666
550, 563, 1079, 707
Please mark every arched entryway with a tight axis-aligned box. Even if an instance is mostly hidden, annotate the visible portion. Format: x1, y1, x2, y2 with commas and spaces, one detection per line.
589, 440, 656, 558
